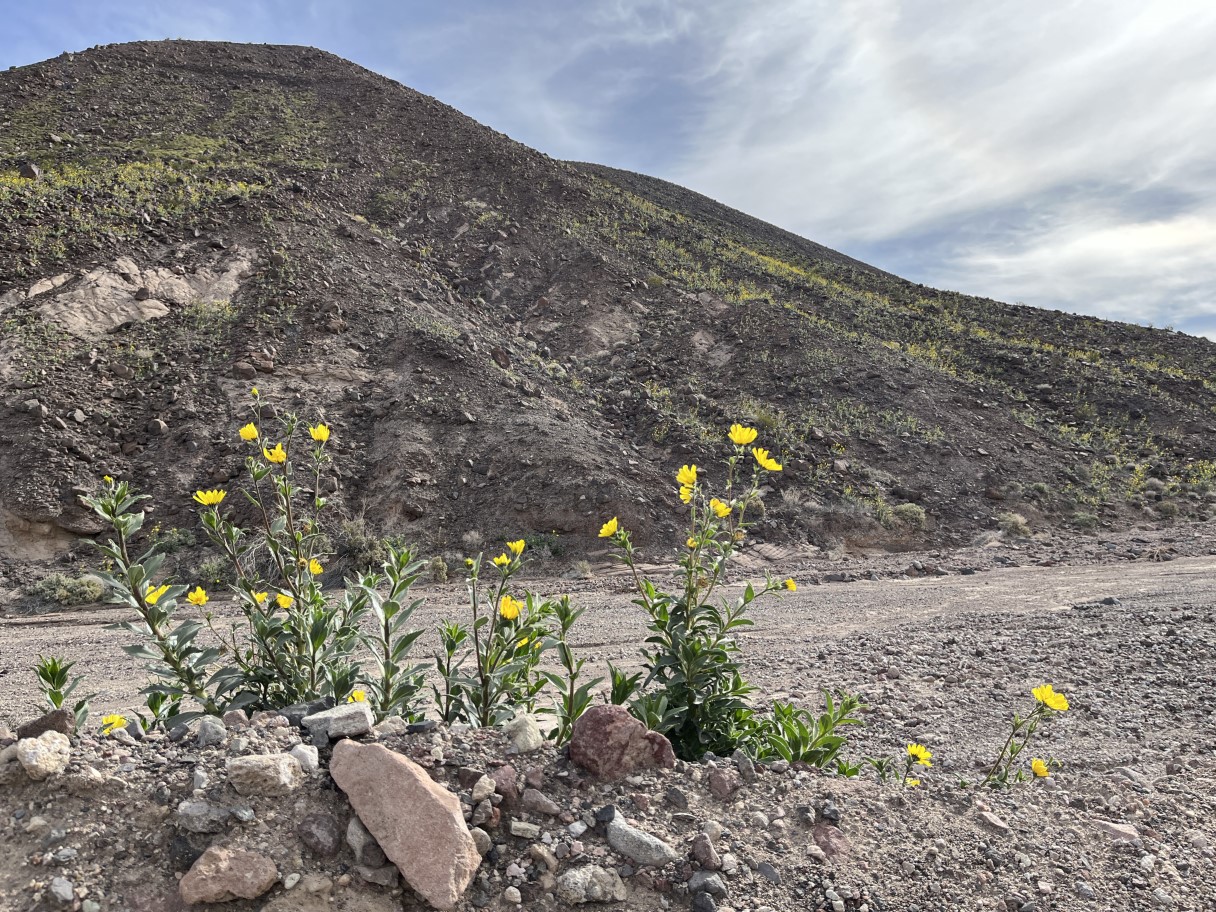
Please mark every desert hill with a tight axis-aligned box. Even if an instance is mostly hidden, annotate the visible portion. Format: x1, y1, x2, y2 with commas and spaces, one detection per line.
2, 40, 1214, 575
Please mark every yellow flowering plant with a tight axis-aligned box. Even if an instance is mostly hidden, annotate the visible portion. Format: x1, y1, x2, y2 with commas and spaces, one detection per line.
435, 540, 571, 730
982, 683, 1071, 787
600, 424, 849, 761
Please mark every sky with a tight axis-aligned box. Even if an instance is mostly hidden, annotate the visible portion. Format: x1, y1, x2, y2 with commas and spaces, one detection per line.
5, 0, 1216, 339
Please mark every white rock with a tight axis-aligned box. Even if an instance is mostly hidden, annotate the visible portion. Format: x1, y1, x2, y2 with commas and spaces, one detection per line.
17, 731, 71, 781
226, 753, 304, 796
289, 744, 320, 775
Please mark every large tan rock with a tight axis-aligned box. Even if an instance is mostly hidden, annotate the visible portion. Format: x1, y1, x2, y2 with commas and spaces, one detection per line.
16, 730, 71, 780
330, 741, 480, 910
226, 753, 303, 796
179, 845, 278, 904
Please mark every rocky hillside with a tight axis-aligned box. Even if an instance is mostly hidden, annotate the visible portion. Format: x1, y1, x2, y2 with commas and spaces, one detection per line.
2, 40, 1215, 578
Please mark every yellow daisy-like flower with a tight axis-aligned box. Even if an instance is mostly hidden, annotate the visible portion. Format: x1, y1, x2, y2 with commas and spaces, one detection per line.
709, 498, 732, 518
752, 447, 783, 472
492, 553, 510, 567
308, 558, 324, 576
186, 586, 208, 607
145, 584, 170, 605
101, 714, 127, 735
905, 778, 921, 787
729, 424, 758, 446
263, 443, 287, 464
784, 578, 797, 592
250, 387, 259, 397
599, 517, 619, 538
192, 489, 226, 507
276, 593, 294, 609
507, 539, 526, 557
309, 423, 331, 443
687, 537, 698, 549
499, 594, 523, 621
676, 464, 698, 487
252, 591, 268, 604
103, 474, 113, 483
907, 743, 933, 767
1031, 757, 1050, 778
238, 422, 259, 441
348, 689, 366, 703
1032, 684, 1070, 712
679, 485, 694, 504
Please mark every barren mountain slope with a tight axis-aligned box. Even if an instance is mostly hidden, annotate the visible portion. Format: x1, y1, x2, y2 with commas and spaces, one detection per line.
1, 40, 1214, 580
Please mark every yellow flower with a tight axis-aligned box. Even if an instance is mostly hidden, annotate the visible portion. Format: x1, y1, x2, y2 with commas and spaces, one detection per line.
465, 558, 475, 568
507, 539, 526, 557
1031, 757, 1050, 778
145, 584, 170, 605
687, 537, 698, 549
348, 689, 366, 703
499, 594, 523, 620
192, 489, 226, 507
308, 558, 324, 576
103, 474, 113, 483
907, 743, 933, 767
1032, 684, 1070, 712
676, 464, 698, 487
492, 553, 509, 567
784, 578, 797, 592
276, 593, 293, 609
752, 447, 783, 472
251, 387, 259, 397
263, 443, 287, 464
309, 423, 331, 443
905, 778, 921, 787
709, 498, 732, 518
252, 591, 268, 604
598, 517, 619, 538
186, 586, 208, 607
679, 485, 694, 504
238, 422, 259, 441
101, 714, 127, 735
729, 424, 758, 446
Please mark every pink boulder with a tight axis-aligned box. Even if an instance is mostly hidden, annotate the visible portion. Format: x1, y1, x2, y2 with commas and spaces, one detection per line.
179, 846, 278, 904
569, 705, 675, 780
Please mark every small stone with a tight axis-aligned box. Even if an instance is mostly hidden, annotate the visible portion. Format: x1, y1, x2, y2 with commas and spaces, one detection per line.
469, 827, 493, 856
665, 786, 689, 809
979, 811, 1010, 833
49, 877, 74, 904
471, 775, 496, 803
357, 864, 399, 888
226, 753, 303, 796
1091, 819, 1139, 842
503, 886, 522, 903
302, 701, 373, 745
688, 871, 727, 896
693, 892, 718, 912
283, 873, 301, 890
347, 816, 388, 867
297, 813, 343, 857
196, 716, 227, 747
289, 744, 320, 775
16, 731, 70, 780
503, 714, 545, 753
692, 833, 722, 870
222, 709, 249, 729
708, 768, 740, 800
757, 861, 781, 884
606, 816, 679, 867
1075, 881, 1096, 899
510, 820, 541, 839
177, 798, 232, 834
179, 846, 279, 904
522, 787, 560, 815
16, 709, 76, 741
557, 865, 629, 904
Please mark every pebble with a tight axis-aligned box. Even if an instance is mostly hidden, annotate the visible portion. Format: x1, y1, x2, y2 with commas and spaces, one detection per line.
503, 885, 522, 903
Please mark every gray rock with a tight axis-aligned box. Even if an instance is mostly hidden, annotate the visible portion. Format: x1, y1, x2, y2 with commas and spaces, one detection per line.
297, 812, 342, 857
50, 877, 74, 904
469, 827, 493, 856
510, 820, 541, 839
347, 815, 387, 868
521, 787, 560, 815
606, 817, 679, 867
357, 864, 399, 888
16, 709, 75, 741
692, 892, 718, 912
556, 865, 628, 904
302, 701, 373, 745
470, 774, 495, 803
757, 861, 781, 884
691, 833, 722, 870
289, 744, 320, 775
196, 716, 226, 748
177, 798, 232, 834
688, 871, 727, 896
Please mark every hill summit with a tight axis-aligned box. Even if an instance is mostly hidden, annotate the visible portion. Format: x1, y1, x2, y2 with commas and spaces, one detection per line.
2, 40, 1214, 571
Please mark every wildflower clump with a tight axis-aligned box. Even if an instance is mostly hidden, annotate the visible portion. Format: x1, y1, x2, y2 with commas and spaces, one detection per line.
600, 423, 859, 762
982, 683, 1070, 787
